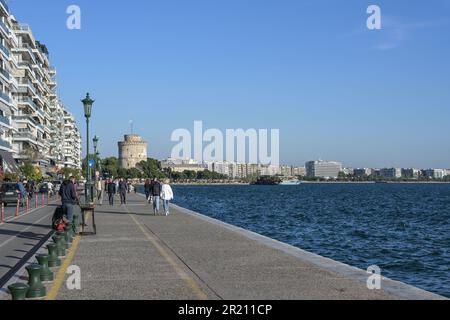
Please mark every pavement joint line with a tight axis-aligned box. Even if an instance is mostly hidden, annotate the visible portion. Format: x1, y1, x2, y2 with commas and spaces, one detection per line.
125, 205, 209, 300
140, 221, 224, 300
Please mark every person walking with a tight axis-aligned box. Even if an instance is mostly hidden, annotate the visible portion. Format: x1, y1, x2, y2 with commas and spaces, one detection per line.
160, 179, 174, 216
59, 176, 79, 222
106, 179, 116, 206
118, 178, 128, 205
16, 180, 27, 207
96, 177, 104, 206
151, 178, 161, 215
144, 179, 151, 203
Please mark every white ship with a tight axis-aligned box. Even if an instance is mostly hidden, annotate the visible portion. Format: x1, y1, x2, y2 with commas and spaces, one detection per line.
279, 179, 302, 186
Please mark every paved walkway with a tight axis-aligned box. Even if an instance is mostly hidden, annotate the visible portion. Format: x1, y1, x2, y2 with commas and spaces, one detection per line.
44, 193, 443, 300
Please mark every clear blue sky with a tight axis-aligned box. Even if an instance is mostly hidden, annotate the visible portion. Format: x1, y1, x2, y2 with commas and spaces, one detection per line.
9, 0, 450, 168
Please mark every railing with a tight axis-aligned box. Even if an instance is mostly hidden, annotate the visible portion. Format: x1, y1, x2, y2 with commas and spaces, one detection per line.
0, 0, 9, 13
0, 139, 12, 150
17, 97, 38, 110
0, 115, 10, 126
0, 41, 9, 57
0, 67, 10, 80
0, 90, 10, 103
0, 19, 10, 35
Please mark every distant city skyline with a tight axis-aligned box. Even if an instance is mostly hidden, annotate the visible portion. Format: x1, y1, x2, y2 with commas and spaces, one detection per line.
10, 0, 450, 168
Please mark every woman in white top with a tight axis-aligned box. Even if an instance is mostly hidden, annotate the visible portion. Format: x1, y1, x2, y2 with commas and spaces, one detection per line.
160, 179, 174, 216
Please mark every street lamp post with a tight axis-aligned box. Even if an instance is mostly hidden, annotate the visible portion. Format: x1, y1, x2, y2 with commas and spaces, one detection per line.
93, 135, 100, 179
82, 93, 94, 204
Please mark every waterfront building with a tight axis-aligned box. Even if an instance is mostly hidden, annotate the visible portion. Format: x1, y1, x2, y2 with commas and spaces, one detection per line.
260, 164, 280, 177
0, 2, 81, 173
401, 168, 420, 179
292, 166, 306, 176
342, 167, 353, 176
118, 134, 148, 169
280, 165, 292, 177
353, 168, 373, 177
423, 169, 446, 179
380, 168, 402, 179
305, 160, 342, 179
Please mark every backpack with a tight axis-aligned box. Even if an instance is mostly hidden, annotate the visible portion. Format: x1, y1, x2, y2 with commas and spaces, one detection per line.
54, 219, 66, 232
52, 206, 67, 231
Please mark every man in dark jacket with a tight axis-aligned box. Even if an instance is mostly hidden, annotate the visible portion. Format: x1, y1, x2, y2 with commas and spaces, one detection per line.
151, 178, 161, 215
59, 177, 79, 222
106, 179, 116, 205
118, 178, 128, 205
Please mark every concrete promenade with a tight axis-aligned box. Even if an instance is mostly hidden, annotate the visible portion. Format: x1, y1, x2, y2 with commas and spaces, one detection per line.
4, 192, 444, 300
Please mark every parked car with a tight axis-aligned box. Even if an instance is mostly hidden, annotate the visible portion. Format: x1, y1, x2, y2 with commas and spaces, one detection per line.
0, 183, 21, 206
39, 182, 49, 194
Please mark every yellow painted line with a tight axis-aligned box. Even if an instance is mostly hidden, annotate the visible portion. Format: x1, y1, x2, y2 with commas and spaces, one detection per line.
46, 213, 90, 300
127, 209, 208, 300
45, 234, 81, 300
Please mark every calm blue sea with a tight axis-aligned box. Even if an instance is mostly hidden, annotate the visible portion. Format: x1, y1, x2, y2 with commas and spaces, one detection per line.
167, 184, 450, 298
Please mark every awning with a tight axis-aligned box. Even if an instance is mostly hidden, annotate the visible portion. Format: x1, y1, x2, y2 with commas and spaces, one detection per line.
0, 150, 20, 173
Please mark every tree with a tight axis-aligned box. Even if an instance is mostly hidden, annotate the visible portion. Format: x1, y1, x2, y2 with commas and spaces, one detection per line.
21, 162, 43, 181
101, 157, 119, 178
137, 158, 167, 179
60, 167, 81, 180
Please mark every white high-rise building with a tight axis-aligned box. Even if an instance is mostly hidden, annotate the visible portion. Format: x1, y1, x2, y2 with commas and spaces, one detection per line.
305, 160, 342, 179
0, 2, 81, 173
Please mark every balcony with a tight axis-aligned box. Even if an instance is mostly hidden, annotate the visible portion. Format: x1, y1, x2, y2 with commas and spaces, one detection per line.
0, 19, 10, 36
0, 115, 11, 126
0, 0, 9, 13
0, 138, 12, 151
0, 90, 10, 104
0, 42, 9, 58
0, 67, 10, 80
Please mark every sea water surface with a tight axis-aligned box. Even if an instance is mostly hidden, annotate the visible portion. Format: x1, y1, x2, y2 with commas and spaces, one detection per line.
168, 183, 450, 297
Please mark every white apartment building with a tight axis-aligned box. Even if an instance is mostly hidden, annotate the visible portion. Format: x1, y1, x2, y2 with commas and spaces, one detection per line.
305, 160, 342, 179
0, 2, 81, 174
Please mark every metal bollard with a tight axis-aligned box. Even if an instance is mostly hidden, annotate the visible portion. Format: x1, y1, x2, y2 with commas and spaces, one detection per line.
25, 264, 46, 299
16, 196, 20, 217
47, 243, 61, 268
64, 228, 73, 247
57, 231, 69, 250
26, 197, 29, 213
1, 202, 4, 224
35, 193, 38, 209
72, 215, 79, 234
36, 254, 54, 282
65, 223, 74, 240
7, 283, 29, 300
52, 234, 66, 258
42, 193, 45, 207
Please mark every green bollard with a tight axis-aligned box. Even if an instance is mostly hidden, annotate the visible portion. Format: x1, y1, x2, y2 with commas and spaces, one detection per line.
8, 283, 29, 300
65, 223, 74, 242
36, 254, 54, 282
72, 215, 79, 234
57, 231, 68, 250
47, 243, 61, 267
64, 229, 73, 247
52, 234, 66, 258
25, 264, 46, 299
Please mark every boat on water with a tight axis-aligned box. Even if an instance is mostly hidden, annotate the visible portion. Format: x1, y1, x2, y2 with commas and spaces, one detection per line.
252, 177, 303, 185
279, 179, 302, 186
251, 176, 282, 185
